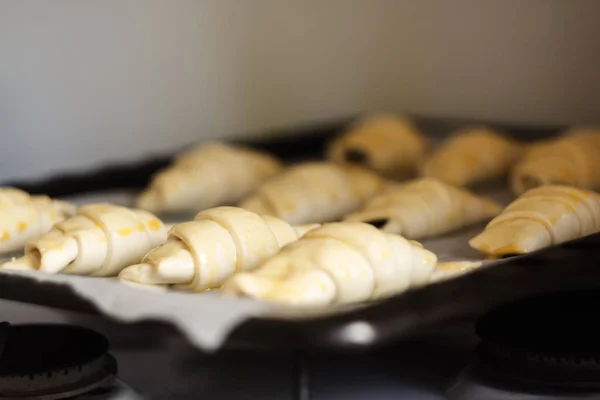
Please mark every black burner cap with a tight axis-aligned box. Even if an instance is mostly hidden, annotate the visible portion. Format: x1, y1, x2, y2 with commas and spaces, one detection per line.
0, 324, 109, 376
475, 289, 600, 387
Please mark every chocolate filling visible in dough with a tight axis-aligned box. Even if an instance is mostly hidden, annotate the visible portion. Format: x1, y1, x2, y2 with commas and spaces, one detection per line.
344, 148, 369, 165
365, 218, 389, 229
519, 174, 545, 192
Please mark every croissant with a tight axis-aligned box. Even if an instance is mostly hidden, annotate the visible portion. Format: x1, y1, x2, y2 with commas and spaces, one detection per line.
344, 178, 501, 240
469, 185, 600, 256
510, 128, 600, 195
421, 127, 522, 186
0, 187, 75, 255
222, 222, 437, 307
118, 206, 319, 291
135, 142, 282, 214
239, 162, 385, 225
327, 114, 429, 179
1, 204, 168, 276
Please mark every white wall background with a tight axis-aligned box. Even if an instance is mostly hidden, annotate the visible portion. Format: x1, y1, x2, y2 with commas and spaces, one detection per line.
1, 0, 599, 182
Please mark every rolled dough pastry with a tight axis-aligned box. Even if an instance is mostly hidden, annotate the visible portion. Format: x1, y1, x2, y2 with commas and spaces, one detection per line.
0, 187, 75, 255
327, 114, 429, 179
469, 185, 600, 256
118, 206, 319, 291
222, 222, 437, 307
344, 178, 501, 240
1, 203, 168, 276
510, 127, 600, 195
421, 127, 522, 186
239, 162, 385, 225
136, 142, 282, 213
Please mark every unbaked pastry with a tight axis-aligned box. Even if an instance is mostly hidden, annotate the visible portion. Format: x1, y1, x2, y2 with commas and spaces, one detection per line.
222, 222, 437, 307
1, 204, 168, 276
118, 206, 319, 291
344, 178, 501, 239
136, 142, 282, 213
327, 114, 429, 179
239, 162, 384, 225
421, 127, 522, 186
469, 185, 600, 256
510, 127, 600, 195
0, 187, 75, 255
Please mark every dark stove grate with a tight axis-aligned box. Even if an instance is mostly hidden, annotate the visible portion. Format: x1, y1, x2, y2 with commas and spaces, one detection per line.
0, 323, 119, 400
449, 290, 600, 399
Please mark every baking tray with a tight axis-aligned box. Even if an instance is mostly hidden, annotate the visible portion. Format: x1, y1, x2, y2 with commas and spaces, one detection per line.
2, 114, 597, 351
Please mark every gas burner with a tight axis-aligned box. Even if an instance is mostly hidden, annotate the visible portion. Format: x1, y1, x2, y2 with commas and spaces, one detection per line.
448, 289, 600, 399
0, 323, 133, 400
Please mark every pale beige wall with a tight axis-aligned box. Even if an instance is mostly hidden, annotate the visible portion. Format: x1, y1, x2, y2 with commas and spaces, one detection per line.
1, 0, 599, 181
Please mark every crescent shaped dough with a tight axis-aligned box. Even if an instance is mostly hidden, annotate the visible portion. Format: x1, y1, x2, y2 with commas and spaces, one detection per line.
469, 185, 600, 256
118, 206, 319, 291
239, 162, 385, 225
136, 142, 282, 213
344, 178, 501, 239
1, 204, 168, 276
327, 114, 429, 179
222, 222, 437, 307
510, 128, 600, 195
0, 187, 75, 254
421, 127, 523, 186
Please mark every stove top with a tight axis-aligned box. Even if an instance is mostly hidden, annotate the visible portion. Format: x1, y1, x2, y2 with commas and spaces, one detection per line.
449, 290, 600, 400
0, 323, 140, 400
5, 290, 600, 399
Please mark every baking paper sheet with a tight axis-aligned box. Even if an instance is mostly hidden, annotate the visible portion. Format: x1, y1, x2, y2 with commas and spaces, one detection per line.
0, 186, 515, 351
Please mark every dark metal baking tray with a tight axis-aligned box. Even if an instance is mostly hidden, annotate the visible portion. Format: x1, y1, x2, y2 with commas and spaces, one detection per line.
1, 114, 595, 351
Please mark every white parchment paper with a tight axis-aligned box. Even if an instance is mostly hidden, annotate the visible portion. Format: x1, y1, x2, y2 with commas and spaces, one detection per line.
0, 186, 516, 351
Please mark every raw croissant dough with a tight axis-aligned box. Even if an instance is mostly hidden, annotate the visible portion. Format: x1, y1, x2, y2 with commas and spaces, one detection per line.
239, 162, 384, 225
510, 127, 600, 195
136, 143, 282, 213
118, 207, 319, 291
327, 114, 429, 179
421, 127, 522, 186
222, 222, 437, 307
344, 178, 501, 240
0, 187, 75, 255
1, 204, 168, 276
469, 185, 600, 256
